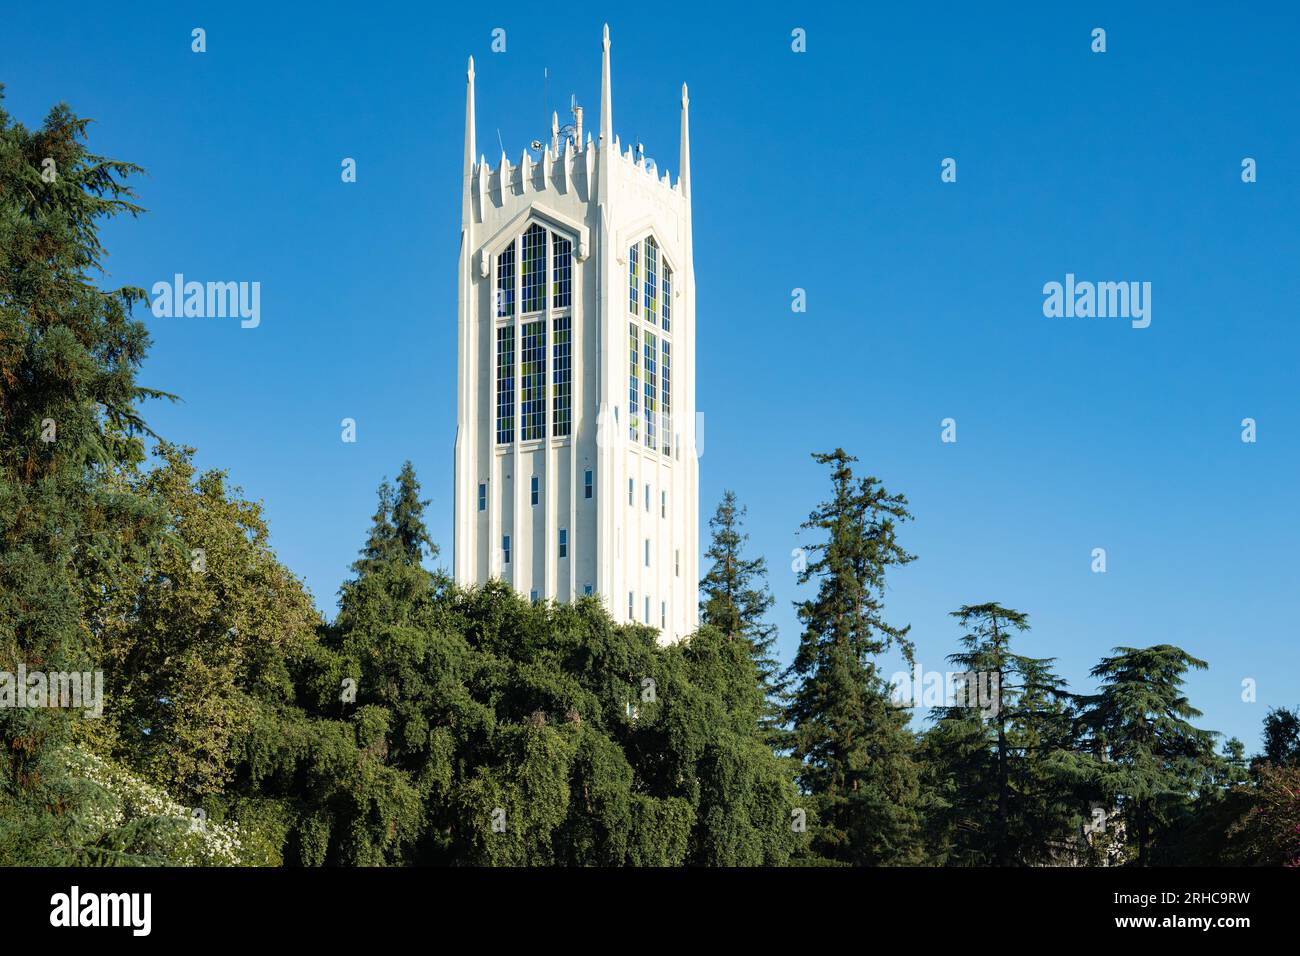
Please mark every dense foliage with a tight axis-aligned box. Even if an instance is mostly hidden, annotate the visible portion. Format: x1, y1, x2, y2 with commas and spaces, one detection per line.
2, 97, 1295, 867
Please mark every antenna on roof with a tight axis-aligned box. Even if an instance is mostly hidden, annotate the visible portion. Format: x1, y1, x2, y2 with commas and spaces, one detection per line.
559, 92, 582, 149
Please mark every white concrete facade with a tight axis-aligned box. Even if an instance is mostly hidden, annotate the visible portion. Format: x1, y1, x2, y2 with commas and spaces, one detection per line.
453, 26, 698, 643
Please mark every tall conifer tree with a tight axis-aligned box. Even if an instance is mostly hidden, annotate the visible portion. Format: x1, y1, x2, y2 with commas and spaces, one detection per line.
700, 491, 783, 740
1072, 645, 1220, 866
0, 96, 172, 862
783, 450, 922, 865
921, 604, 1077, 865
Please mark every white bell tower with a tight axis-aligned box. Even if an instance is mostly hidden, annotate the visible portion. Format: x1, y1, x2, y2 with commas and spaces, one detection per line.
453, 25, 699, 643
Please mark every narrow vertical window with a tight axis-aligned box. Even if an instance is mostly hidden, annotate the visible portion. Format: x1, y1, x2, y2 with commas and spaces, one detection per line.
628, 477, 634, 505
643, 331, 657, 450
478, 483, 486, 511
530, 589, 538, 603
520, 320, 546, 440
661, 340, 671, 456
559, 528, 568, 559
628, 323, 639, 442
644, 596, 650, 624
584, 469, 593, 499
521, 223, 546, 313
675, 549, 679, 577
495, 325, 515, 444
645, 539, 650, 566
496, 243, 515, 317
503, 535, 511, 565
628, 592, 634, 619
644, 483, 650, 512
661, 490, 666, 518
628, 243, 639, 315
661, 601, 666, 629
552, 314, 571, 437
552, 235, 571, 308
530, 475, 539, 506
662, 263, 672, 333
643, 237, 658, 325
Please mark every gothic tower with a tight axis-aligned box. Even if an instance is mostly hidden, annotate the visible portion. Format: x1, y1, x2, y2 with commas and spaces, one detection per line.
453, 25, 699, 643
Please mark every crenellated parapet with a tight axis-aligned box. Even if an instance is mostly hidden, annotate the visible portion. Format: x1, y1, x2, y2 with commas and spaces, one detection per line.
467, 136, 685, 224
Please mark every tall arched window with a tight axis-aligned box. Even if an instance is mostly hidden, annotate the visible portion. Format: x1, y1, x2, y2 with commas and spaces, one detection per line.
626, 235, 672, 458
493, 222, 575, 445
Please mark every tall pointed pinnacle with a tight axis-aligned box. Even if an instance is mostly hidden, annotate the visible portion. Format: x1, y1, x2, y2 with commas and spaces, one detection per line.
679, 82, 691, 200
599, 24, 612, 147
464, 57, 476, 175
463, 56, 476, 223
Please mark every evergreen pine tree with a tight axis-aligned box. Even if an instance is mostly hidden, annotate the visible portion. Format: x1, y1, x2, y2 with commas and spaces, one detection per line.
392, 460, 438, 566
921, 603, 1077, 865
351, 479, 399, 576
699, 491, 784, 741
1073, 645, 1221, 866
783, 450, 923, 865
0, 95, 173, 862
1259, 706, 1300, 768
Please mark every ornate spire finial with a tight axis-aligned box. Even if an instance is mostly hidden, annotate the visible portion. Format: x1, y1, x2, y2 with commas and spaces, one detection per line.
599, 24, 613, 146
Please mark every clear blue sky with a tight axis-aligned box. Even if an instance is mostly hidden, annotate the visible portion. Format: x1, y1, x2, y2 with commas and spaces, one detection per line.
5, 2, 1297, 751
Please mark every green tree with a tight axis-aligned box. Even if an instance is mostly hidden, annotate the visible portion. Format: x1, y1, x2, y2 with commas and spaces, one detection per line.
1259, 706, 1300, 769
93, 443, 323, 800
0, 94, 173, 863
783, 450, 923, 865
351, 479, 399, 575
391, 460, 437, 566
920, 604, 1077, 865
1071, 645, 1221, 866
700, 490, 784, 742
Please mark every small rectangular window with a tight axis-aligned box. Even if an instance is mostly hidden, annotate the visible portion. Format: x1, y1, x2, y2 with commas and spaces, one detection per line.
644, 483, 650, 512
531, 475, 539, 506
584, 583, 593, 596
503, 535, 511, 565
661, 601, 666, 629
628, 478, 634, 506
530, 589, 538, 603
645, 539, 650, 567
584, 469, 593, 499
661, 490, 666, 518
628, 591, 634, 619
675, 549, 680, 577
478, 483, 486, 511
559, 528, 568, 559
644, 596, 650, 624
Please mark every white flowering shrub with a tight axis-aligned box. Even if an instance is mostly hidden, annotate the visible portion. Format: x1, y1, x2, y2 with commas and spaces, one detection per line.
64, 748, 250, 866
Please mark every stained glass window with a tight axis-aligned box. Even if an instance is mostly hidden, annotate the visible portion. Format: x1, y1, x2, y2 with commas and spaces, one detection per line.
521, 224, 545, 313
552, 315, 571, 437
643, 330, 657, 450
520, 320, 546, 440
643, 237, 658, 324
496, 243, 515, 317
661, 340, 671, 456
662, 263, 672, 333
628, 323, 639, 442
628, 242, 639, 315
495, 325, 514, 444
552, 236, 571, 308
